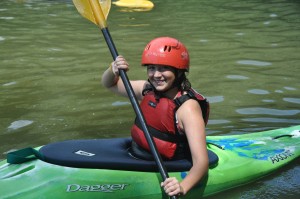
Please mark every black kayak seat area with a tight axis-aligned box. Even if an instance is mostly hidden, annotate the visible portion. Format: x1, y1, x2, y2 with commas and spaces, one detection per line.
39, 138, 218, 172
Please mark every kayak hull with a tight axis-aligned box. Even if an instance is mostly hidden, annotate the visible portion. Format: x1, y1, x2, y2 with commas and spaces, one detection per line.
1, 125, 299, 198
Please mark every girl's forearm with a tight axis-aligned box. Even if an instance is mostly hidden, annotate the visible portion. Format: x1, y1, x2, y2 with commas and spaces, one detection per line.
180, 161, 208, 195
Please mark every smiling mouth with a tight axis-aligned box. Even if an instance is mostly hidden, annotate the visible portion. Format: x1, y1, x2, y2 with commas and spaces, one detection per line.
153, 80, 165, 86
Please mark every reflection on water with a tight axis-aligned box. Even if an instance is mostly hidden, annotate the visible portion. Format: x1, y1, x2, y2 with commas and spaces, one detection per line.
0, 0, 299, 198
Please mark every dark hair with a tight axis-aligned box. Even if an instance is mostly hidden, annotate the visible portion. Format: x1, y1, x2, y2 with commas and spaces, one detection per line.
175, 70, 191, 92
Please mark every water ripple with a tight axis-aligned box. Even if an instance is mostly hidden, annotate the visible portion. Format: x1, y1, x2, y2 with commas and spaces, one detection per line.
208, 119, 230, 125
8, 120, 34, 130
283, 98, 300, 104
0, 17, 14, 20
2, 81, 17, 86
207, 96, 224, 103
248, 89, 270, 95
284, 87, 297, 91
236, 108, 300, 116
242, 118, 300, 124
262, 99, 275, 103
270, 13, 278, 17
237, 60, 272, 66
112, 101, 130, 106
226, 75, 249, 80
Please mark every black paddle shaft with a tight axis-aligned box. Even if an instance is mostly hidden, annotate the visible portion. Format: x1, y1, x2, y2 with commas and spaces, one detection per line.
101, 28, 178, 199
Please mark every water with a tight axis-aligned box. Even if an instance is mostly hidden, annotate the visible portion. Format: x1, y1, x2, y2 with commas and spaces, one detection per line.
0, 0, 299, 198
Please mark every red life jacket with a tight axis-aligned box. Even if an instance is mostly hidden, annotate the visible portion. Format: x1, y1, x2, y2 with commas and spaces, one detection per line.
131, 88, 209, 159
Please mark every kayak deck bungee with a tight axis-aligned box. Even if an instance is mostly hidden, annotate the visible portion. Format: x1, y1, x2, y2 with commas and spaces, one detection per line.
0, 125, 299, 198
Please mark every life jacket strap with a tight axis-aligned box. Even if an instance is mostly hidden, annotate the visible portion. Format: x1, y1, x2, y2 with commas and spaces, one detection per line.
135, 118, 187, 144
174, 89, 209, 125
174, 90, 196, 107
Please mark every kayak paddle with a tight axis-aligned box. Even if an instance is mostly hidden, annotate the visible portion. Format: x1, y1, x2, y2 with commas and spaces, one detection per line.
72, 0, 177, 198
113, 0, 154, 9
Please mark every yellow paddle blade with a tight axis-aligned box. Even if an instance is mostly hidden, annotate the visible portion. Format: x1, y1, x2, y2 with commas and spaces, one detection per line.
113, 0, 154, 9
73, 0, 111, 27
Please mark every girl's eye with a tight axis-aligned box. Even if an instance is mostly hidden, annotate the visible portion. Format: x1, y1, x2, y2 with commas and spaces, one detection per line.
147, 66, 155, 70
160, 66, 172, 72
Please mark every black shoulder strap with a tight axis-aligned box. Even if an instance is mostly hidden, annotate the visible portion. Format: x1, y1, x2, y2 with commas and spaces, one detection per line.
174, 89, 209, 125
174, 90, 195, 107
142, 81, 154, 96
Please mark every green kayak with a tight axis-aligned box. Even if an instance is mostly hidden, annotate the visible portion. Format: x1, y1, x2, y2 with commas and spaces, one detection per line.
0, 125, 299, 198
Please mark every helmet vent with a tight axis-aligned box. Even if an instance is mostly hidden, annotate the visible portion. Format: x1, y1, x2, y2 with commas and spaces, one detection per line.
164, 45, 172, 52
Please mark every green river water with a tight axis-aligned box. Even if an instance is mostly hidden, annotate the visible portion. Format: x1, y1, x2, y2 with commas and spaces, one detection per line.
0, 0, 299, 198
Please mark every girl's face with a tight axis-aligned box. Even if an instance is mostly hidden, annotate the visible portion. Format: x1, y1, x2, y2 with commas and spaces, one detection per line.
147, 65, 176, 92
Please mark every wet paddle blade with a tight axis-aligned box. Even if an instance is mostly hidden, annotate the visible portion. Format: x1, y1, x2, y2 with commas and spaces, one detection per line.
73, 0, 111, 26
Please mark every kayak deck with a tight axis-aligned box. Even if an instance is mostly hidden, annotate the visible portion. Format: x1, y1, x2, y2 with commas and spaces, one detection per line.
37, 137, 219, 172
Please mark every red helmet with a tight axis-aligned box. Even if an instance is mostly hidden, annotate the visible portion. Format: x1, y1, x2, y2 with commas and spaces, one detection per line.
141, 37, 189, 71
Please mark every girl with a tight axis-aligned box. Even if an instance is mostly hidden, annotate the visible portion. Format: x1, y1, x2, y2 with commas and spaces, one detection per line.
102, 37, 209, 197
